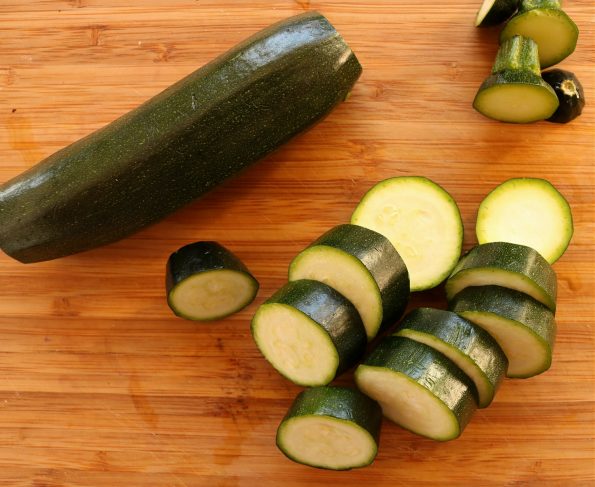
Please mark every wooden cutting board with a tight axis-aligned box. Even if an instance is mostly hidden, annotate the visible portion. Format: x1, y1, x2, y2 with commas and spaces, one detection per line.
1, 1, 593, 485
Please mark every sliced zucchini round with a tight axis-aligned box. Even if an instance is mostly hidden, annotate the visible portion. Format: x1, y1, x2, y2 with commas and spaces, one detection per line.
166, 241, 259, 321
395, 308, 507, 408
355, 336, 477, 441
500, 2, 579, 68
446, 242, 557, 312
289, 224, 409, 340
351, 177, 463, 292
450, 285, 556, 378
473, 70, 559, 123
475, 0, 519, 27
476, 178, 573, 264
276, 386, 382, 470
251, 280, 367, 386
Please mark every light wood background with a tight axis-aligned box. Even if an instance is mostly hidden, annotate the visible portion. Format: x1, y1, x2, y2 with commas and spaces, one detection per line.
0, 1, 593, 486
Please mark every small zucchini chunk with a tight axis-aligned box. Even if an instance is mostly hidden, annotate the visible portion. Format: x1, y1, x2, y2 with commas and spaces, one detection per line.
450, 286, 556, 378
473, 36, 558, 123
475, 0, 519, 27
395, 308, 508, 408
289, 224, 409, 340
166, 241, 258, 321
355, 336, 477, 441
276, 386, 382, 470
251, 280, 367, 387
542, 69, 586, 124
351, 177, 463, 292
475, 178, 573, 264
446, 242, 557, 312
500, 0, 579, 69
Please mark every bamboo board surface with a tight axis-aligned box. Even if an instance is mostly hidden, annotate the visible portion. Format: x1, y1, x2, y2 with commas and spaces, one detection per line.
0, 1, 594, 485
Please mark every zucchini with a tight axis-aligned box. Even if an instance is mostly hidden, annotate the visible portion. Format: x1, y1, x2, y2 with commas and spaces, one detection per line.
0, 12, 362, 263
542, 69, 586, 124
500, 0, 579, 69
473, 36, 559, 123
475, 0, 519, 27
395, 308, 507, 408
165, 241, 258, 321
276, 386, 382, 470
355, 336, 477, 441
251, 279, 367, 387
450, 286, 556, 378
351, 177, 463, 292
288, 224, 409, 340
446, 242, 557, 312
475, 178, 573, 264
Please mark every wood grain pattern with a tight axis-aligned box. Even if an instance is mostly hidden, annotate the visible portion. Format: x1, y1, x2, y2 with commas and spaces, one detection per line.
0, 1, 593, 485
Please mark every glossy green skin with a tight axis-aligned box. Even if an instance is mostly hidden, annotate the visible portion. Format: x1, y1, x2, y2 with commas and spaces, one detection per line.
542, 69, 586, 124
449, 285, 556, 378
446, 242, 557, 312
0, 12, 362, 263
255, 280, 367, 377
290, 224, 410, 329
500, 2, 579, 68
277, 386, 382, 470
358, 336, 478, 437
165, 241, 258, 320
395, 308, 507, 408
475, 0, 519, 27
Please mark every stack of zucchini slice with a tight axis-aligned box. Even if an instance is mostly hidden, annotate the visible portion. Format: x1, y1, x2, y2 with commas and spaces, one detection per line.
473, 0, 584, 123
265, 177, 572, 470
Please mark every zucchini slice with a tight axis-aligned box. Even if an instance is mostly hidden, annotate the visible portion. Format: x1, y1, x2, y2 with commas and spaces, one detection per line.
473, 36, 558, 123
395, 308, 507, 408
0, 12, 362, 263
450, 286, 556, 378
276, 386, 382, 470
475, 0, 519, 27
542, 69, 586, 124
355, 336, 477, 441
446, 242, 557, 312
288, 224, 409, 340
251, 280, 367, 386
166, 241, 258, 321
500, 0, 579, 69
351, 177, 463, 292
476, 178, 573, 264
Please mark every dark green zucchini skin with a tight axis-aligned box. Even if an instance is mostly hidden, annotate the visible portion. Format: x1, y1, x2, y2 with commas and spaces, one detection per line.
360, 336, 477, 433
446, 242, 557, 312
279, 386, 382, 445
0, 12, 362, 263
542, 69, 586, 123
301, 224, 410, 328
476, 0, 519, 27
166, 241, 255, 292
395, 308, 507, 407
261, 279, 367, 376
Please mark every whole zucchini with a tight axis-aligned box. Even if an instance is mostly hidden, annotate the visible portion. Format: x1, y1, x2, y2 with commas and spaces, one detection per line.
0, 12, 362, 263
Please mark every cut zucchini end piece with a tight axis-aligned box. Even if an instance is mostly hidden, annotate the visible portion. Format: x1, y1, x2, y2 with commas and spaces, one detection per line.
276, 415, 378, 470
351, 176, 463, 292
459, 310, 553, 378
473, 79, 559, 123
476, 178, 573, 263
475, 0, 518, 27
251, 303, 339, 386
167, 269, 258, 321
355, 365, 462, 441
289, 245, 383, 340
446, 267, 556, 312
500, 9, 579, 68
396, 330, 495, 408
